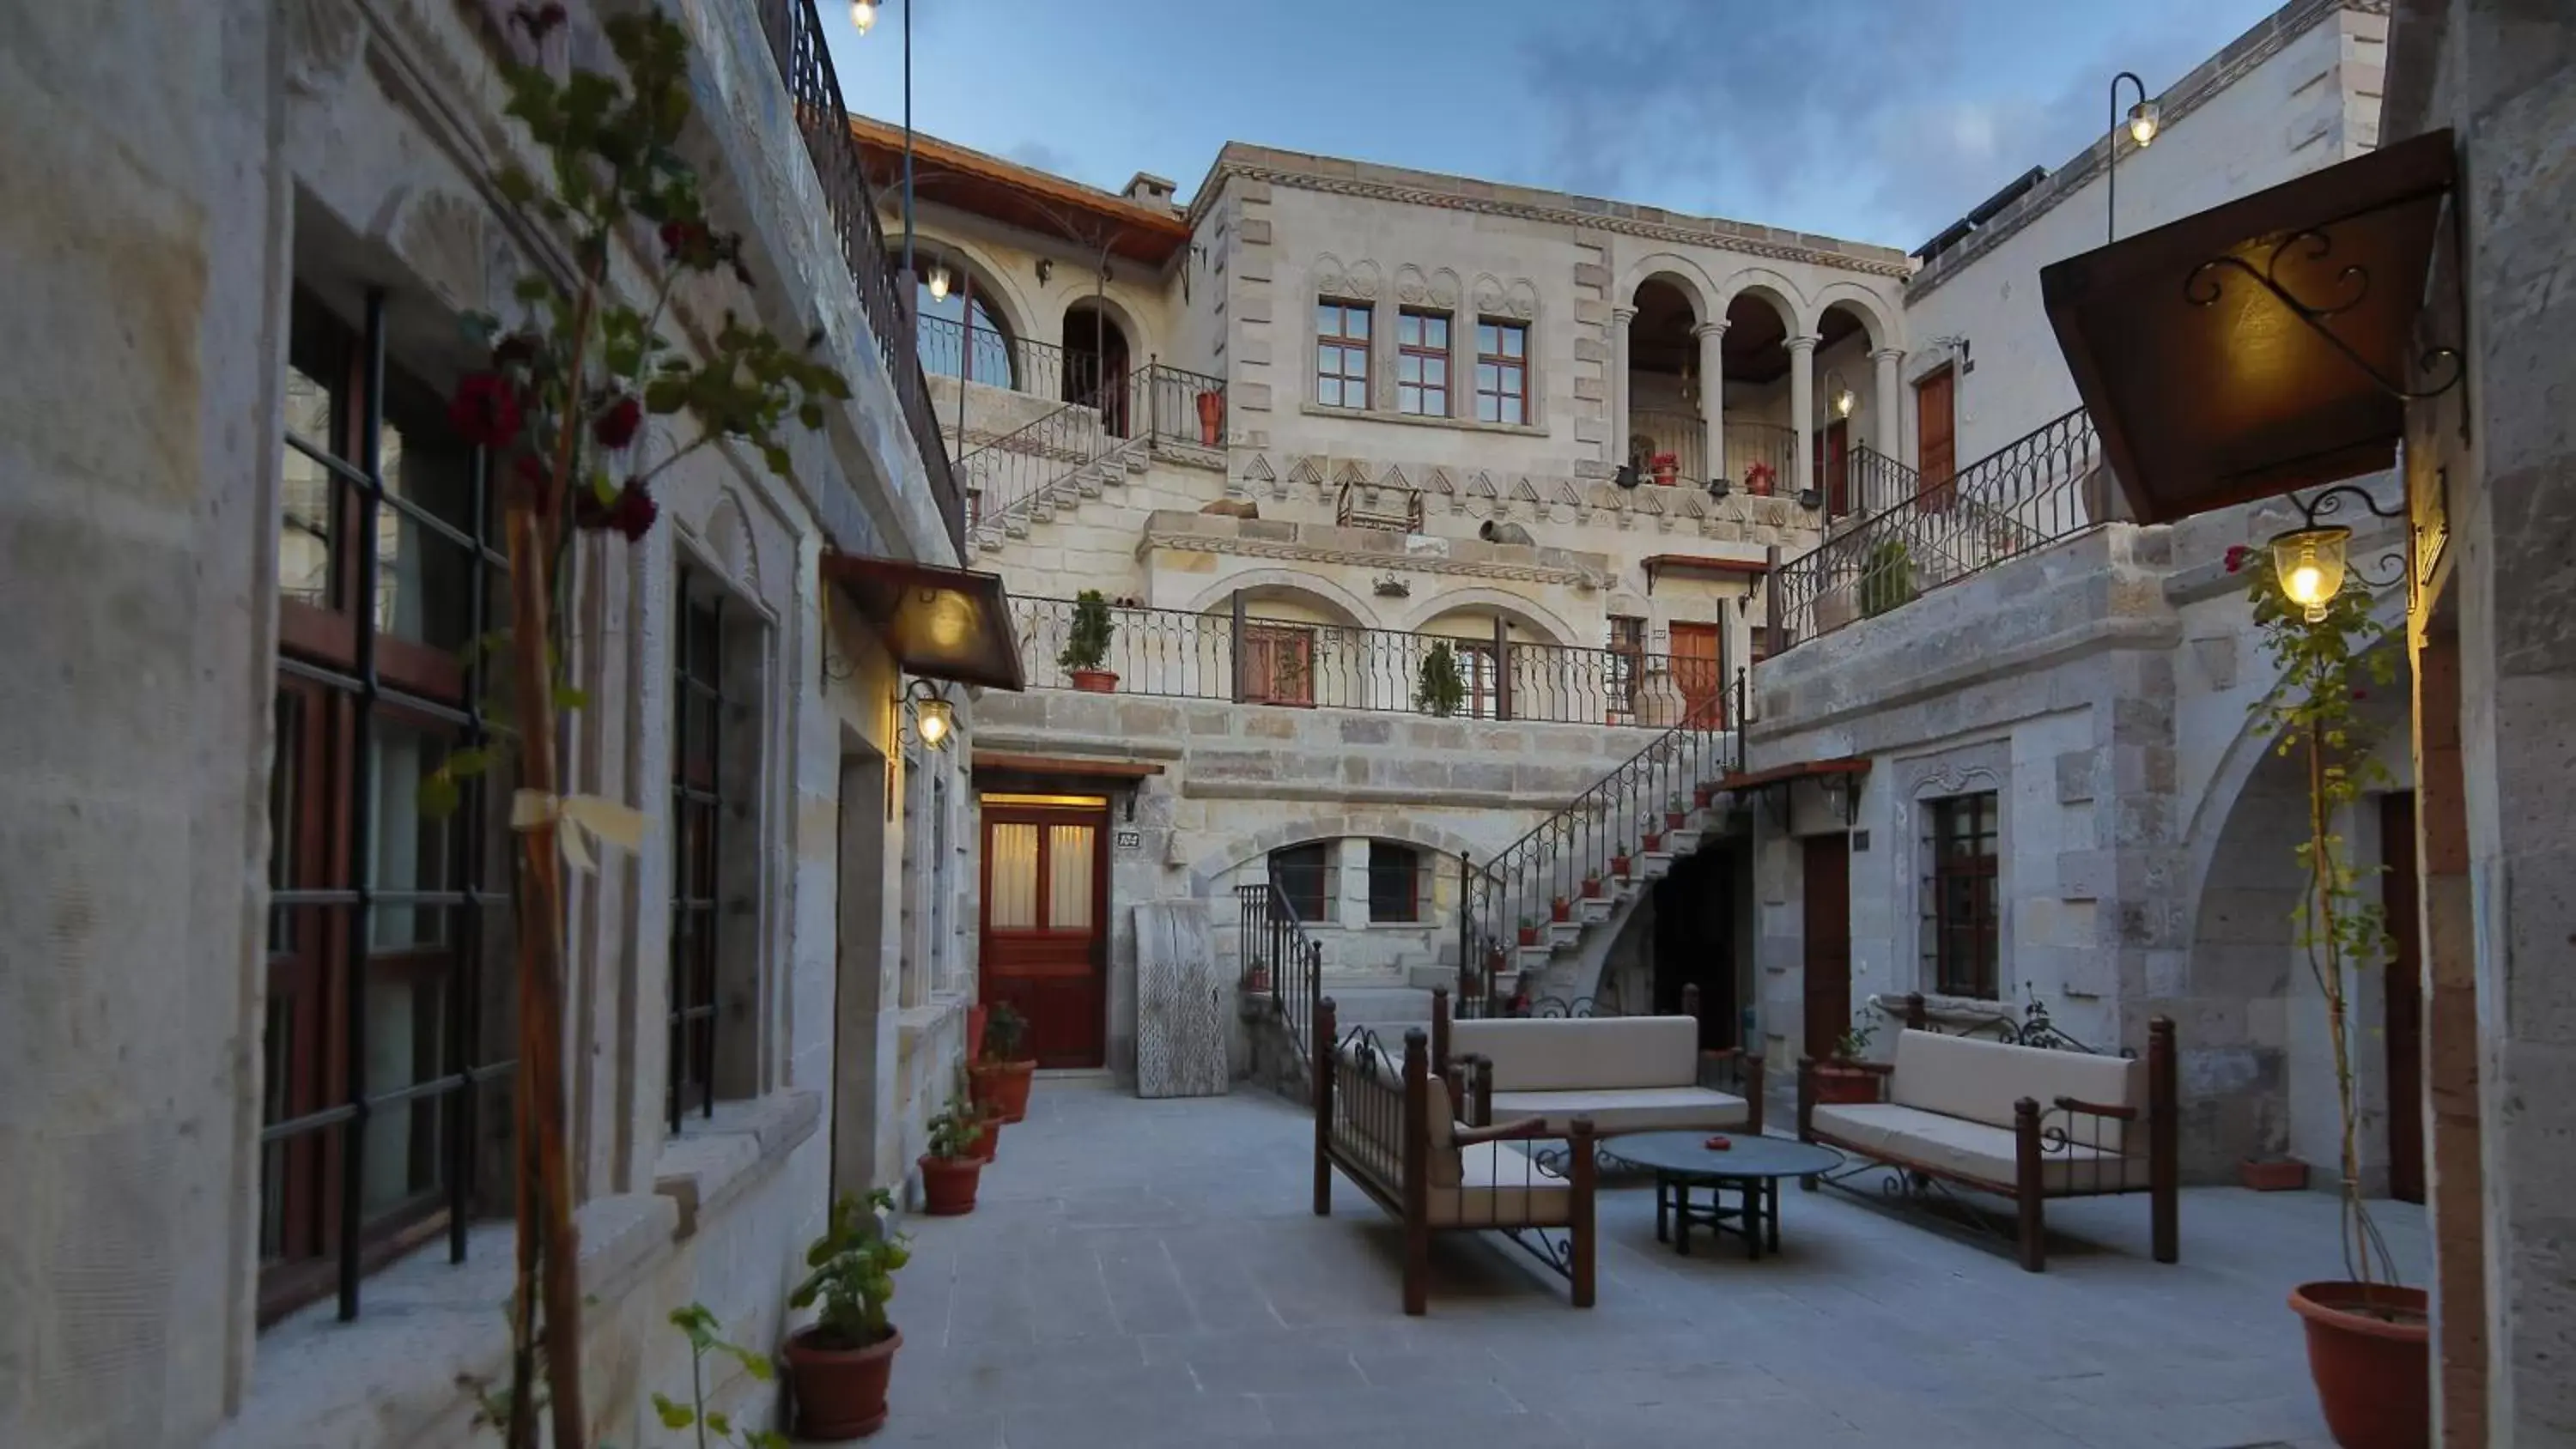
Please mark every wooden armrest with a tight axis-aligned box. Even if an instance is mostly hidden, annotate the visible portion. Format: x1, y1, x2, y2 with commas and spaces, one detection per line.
1452, 1116, 1552, 1146
2052, 1095, 2138, 1121
1795, 1055, 1890, 1075
1700, 1048, 1765, 1064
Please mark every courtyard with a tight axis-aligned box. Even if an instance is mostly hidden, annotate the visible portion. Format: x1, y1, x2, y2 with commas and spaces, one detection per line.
870, 1079, 2427, 1449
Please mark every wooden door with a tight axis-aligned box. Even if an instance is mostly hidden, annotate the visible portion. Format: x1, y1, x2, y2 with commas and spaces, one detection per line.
1801, 833, 1852, 1064
2381, 791, 2426, 1203
1669, 621, 1722, 726
1916, 367, 1956, 512
1819, 419, 1851, 517
1242, 623, 1315, 706
980, 803, 1109, 1068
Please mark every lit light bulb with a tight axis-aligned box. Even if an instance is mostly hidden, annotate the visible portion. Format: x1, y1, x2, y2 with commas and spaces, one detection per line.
1833, 387, 1857, 419
849, 0, 878, 34
2128, 100, 2161, 148
2287, 564, 2324, 603
2268, 524, 2350, 624
927, 265, 951, 302
915, 697, 952, 747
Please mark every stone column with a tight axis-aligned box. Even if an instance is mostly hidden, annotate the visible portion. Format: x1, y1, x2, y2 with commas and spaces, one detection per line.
1610, 306, 1636, 469
1787, 334, 1819, 500
1449, 306, 1474, 421
1870, 346, 1905, 460
1334, 836, 1370, 932
1695, 320, 1728, 487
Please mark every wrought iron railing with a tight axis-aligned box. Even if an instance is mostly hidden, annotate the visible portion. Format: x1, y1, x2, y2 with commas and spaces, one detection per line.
1009, 595, 1731, 729
755, 0, 965, 556
1141, 362, 1229, 451
1455, 667, 1749, 1016
1237, 882, 1324, 1063
1842, 443, 1921, 519
954, 361, 1227, 541
1721, 421, 1799, 497
1629, 408, 1707, 482
1771, 409, 2100, 650
914, 312, 1033, 393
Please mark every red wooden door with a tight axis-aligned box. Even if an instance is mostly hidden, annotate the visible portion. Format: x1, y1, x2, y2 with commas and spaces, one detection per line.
1669, 622, 1722, 725
1916, 367, 1956, 512
1819, 419, 1851, 517
2381, 791, 2426, 1203
980, 803, 1109, 1068
1802, 834, 1852, 1064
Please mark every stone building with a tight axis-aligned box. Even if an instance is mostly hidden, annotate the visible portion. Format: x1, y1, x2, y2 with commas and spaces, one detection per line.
0, 2, 1004, 1446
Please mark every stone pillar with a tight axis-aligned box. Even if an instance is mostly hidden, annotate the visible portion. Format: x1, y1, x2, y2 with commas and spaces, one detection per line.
1695, 320, 1728, 487
1334, 836, 1370, 931
1609, 306, 1635, 469
1449, 306, 1474, 421
1870, 346, 1905, 460
1371, 294, 1399, 412
1787, 334, 1819, 500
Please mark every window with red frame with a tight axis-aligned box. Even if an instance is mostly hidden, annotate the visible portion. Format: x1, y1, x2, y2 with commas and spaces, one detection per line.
1396, 310, 1449, 416
1315, 300, 1370, 409
1475, 320, 1528, 424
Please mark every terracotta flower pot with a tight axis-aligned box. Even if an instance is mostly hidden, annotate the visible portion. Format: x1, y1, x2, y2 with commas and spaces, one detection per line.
1666, 810, 1687, 830
1194, 389, 1224, 446
786, 1325, 902, 1441
1642, 832, 1663, 853
1582, 876, 1604, 900
969, 1057, 1037, 1122
975, 1110, 1005, 1163
2240, 1156, 2309, 1191
1517, 925, 1540, 948
1243, 964, 1271, 993
1693, 785, 1717, 809
2290, 1282, 2429, 1449
920, 1153, 984, 1216
1551, 899, 1571, 923
1610, 853, 1631, 877
1811, 1062, 1880, 1106
1652, 462, 1679, 487
1069, 668, 1119, 694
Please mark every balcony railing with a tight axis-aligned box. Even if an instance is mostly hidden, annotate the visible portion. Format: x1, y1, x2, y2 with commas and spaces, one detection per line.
1011, 595, 1733, 729
756, 0, 964, 556
1721, 422, 1798, 496
1629, 408, 1707, 482
1771, 408, 2101, 650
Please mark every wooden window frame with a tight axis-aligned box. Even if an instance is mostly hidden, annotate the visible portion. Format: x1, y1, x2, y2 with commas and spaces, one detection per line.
1475, 319, 1528, 425
1607, 615, 1645, 718
1366, 841, 1423, 924
1315, 300, 1371, 410
1242, 621, 1316, 706
1396, 308, 1450, 417
668, 573, 732, 1130
1925, 791, 2001, 999
1269, 842, 1334, 925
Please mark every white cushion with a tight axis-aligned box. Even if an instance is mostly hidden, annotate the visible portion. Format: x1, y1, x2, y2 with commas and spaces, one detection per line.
1449, 1016, 1699, 1092
1486, 1086, 1748, 1136
1888, 1029, 2145, 1154
1809, 1102, 2149, 1194
1329, 1039, 1462, 1189
1425, 1142, 1575, 1228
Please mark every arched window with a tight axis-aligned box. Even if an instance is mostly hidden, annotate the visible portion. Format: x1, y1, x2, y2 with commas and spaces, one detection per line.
1367, 842, 1424, 923
906, 261, 1017, 390
1268, 841, 1332, 924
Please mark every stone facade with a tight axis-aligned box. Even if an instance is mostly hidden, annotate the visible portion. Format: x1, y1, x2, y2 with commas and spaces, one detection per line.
0, 3, 972, 1446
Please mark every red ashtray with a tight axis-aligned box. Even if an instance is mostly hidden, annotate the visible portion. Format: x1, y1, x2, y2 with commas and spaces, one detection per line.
1703, 1135, 1732, 1150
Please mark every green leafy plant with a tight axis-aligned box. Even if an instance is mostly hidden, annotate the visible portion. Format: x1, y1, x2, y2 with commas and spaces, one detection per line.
2234, 543, 2401, 1294
1415, 640, 1468, 717
653, 1306, 790, 1449
981, 1001, 1029, 1063
1857, 538, 1917, 618
927, 1094, 987, 1161
789, 1190, 910, 1351
1059, 590, 1116, 673
1832, 1012, 1877, 1064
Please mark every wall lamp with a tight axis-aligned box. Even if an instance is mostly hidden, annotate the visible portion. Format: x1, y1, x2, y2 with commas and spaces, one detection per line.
898, 676, 957, 750
2269, 484, 2403, 621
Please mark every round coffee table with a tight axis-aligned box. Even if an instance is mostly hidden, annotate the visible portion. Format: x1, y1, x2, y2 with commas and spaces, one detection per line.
1613, 1132, 1843, 1259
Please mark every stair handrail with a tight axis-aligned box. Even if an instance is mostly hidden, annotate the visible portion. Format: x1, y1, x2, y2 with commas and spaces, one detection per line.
1454, 665, 1750, 1016
1236, 880, 1325, 1064
958, 361, 1156, 538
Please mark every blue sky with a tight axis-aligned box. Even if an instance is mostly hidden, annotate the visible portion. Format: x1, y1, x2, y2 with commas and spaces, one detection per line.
822, 0, 2286, 251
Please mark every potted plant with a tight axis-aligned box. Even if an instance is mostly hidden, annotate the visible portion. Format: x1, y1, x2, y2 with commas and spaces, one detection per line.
1859, 539, 1917, 618
1693, 782, 1719, 809
2228, 546, 2426, 1446
1610, 848, 1632, 877
1059, 589, 1119, 692
785, 1190, 910, 1440
1242, 958, 1272, 993
1797, 486, 1825, 512
1415, 640, 1468, 718
1550, 895, 1572, 924
1581, 870, 1604, 900
1517, 915, 1542, 948
968, 1001, 1037, 1122
1811, 1016, 1881, 1106
1194, 386, 1224, 446
1642, 827, 1664, 853
1649, 451, 1680, 487
918, 1094, 987, 1216
1666, 794, 1689, 831
1745, 459, 1777, 496
1706, 474, 1732, 500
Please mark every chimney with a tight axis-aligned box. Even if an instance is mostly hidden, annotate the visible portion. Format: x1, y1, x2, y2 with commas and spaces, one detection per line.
1121, 173, 1178, 209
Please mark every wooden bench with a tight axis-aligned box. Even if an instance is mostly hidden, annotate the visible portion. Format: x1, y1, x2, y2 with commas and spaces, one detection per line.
1312, 999, 1597, 1314
1430, 985, 1764, 1137
1796, 1002, 2178, 1271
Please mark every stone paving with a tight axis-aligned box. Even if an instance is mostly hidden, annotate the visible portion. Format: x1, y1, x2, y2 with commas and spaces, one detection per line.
860, 1079, 2427, 1449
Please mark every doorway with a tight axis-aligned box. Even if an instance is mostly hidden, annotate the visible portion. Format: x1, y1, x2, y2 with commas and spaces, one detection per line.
1669, 621, 1723, 725
1818, 418, 1851, 517
979, 796, 1109, 1068
1915, 366, 1956, 512
1801, 833, 1853, 1063
1063, 303, 1132, 437
1651, 847, 1736, 1047
2381, 791, 2426, 1204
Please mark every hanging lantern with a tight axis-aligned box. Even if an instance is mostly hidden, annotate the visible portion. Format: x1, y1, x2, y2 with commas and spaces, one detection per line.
2269, 525, 2350, 622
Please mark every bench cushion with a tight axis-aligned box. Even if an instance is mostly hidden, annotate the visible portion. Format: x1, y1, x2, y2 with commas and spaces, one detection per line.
1425, 1142, 1574, 1228
1888, 1028, 2145, 1154
1486, 1085, 1749, 1136
1810, 1102, 2150, 1194
1448, 1015, 1698, 1092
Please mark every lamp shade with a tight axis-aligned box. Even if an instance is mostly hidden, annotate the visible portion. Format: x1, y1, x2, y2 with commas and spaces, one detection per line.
849, 0, 878, 33
2269, 524, 2350, 621
2128, 100, 2161, 146
914, 694, 955, 749
926, 264, 952, 302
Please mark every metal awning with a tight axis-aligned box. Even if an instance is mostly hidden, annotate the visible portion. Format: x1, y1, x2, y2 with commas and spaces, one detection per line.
2041, 129, 2460, 524
819, 553, 1025, 692
1641, 553, 1770, 596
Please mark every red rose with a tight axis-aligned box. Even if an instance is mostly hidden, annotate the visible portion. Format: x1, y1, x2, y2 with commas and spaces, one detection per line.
447, 373, 523, 448
2223, 544, 2250, 573
659, 219, 708, 262
2352, 687, 2368, 700
576, 477, 658, 542
592, 395, 642, 450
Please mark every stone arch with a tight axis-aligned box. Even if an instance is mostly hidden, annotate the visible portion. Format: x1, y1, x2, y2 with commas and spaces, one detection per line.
1058, 285, 1157, 369
1711, 265, 1815, 337
1178, 569, 1377, 628
695, 485, 764, 602
896, 229, 1034, 347
1395, 588, 1581, 646
1810, 280, 1899, 352
1185, 811, 1492, 897
1618, 252, 1718, 318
